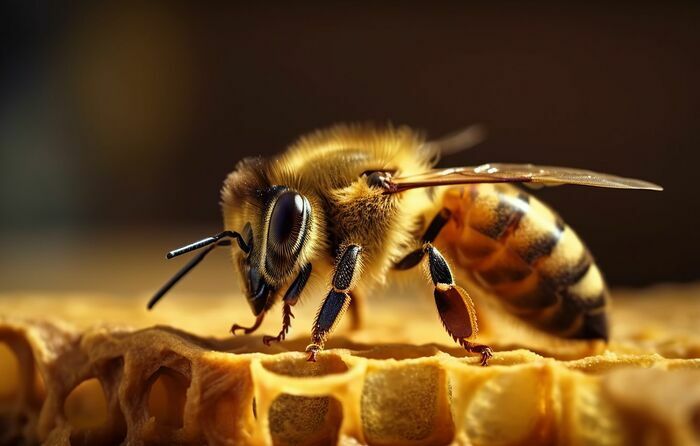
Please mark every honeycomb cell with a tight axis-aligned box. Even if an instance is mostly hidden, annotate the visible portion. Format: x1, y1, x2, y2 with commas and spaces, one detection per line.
361, 363, 454, 445
147, 367, 189, 428
461, 365, 553, 445
0, 342, 19, 402
64, 378, 110, 445
268, 394, 343, 446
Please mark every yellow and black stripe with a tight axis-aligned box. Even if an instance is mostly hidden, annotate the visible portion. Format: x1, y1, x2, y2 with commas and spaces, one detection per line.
437, 184, 609, 340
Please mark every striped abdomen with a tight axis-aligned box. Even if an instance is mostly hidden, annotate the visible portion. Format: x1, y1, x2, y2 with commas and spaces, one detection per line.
435, 184, 609, 340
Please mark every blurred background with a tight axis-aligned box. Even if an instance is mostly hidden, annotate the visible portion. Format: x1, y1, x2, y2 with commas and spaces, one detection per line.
1, 2, 699, 296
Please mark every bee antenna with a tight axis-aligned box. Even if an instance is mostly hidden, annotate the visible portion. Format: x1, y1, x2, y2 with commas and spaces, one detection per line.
147, 230, 249, 310
166, 230, 249, 259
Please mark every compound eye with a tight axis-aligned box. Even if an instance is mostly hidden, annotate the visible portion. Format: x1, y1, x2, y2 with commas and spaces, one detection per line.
268, 191, 308, 253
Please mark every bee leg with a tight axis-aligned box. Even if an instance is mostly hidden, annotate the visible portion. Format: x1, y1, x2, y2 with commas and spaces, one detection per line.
425, 244, 493, 366
394, 208, 452, 270
306, 290, 351, 362
262, 264, 312, 345
306, 245, 361, 362
262, 303, 294, 346
230, 311, 266, 335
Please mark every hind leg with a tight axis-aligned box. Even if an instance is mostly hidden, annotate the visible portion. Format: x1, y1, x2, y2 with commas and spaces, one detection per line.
424, 243, 493, 366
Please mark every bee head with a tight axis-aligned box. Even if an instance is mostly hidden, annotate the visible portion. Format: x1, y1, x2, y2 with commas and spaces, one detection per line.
235, 186, 312, 315
221, 158, 316, 316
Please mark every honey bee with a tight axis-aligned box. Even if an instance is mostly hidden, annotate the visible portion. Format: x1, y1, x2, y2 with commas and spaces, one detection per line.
148, 124, 661, 365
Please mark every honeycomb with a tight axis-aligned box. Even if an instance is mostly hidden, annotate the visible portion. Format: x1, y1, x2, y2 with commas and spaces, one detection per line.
1, 285, 699, 446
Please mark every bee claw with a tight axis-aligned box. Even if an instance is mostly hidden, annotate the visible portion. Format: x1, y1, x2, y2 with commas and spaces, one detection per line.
262, 334, 283, 346
230, 313, 266, 336
305, 344, 320, 362
479, 347, 493, 366
468, 344, 493, 366
456, 338, 493, 366
230, 323, 256, 336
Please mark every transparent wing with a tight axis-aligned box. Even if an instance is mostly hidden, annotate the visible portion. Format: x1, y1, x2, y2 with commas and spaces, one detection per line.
388, 163, 663, 193
420, 124, 487, 157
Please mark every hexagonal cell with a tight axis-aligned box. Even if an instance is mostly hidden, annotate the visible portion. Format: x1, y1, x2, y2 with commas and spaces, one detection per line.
461, 366, 553, 445
147, 366, 189, 429
0, 342, 19, 403
65, 378, 108, 430
361, 363, 454, 445
268, 394, 343, 446
0, 336, 46, 446
0, 336, 45, 409
66, 373, 126, 445
259, 355, 349, 445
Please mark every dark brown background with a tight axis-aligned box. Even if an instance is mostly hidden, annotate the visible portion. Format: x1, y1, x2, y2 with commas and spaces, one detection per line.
1, 2, 699, 289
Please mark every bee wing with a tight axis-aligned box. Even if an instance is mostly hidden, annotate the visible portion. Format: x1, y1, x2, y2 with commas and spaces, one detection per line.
388, 163, 663, 193
421, 124, 487, 157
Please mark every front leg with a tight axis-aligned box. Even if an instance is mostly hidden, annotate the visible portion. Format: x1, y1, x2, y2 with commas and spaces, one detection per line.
262, 263, 312, 346
306, 244, 362, 362
425, 244, 493, 366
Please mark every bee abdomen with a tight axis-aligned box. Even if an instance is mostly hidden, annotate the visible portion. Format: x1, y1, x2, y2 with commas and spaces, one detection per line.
438, 184, 609, 340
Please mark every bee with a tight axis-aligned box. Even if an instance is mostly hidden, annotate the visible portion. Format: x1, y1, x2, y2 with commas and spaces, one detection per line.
148, 124, 661, 365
